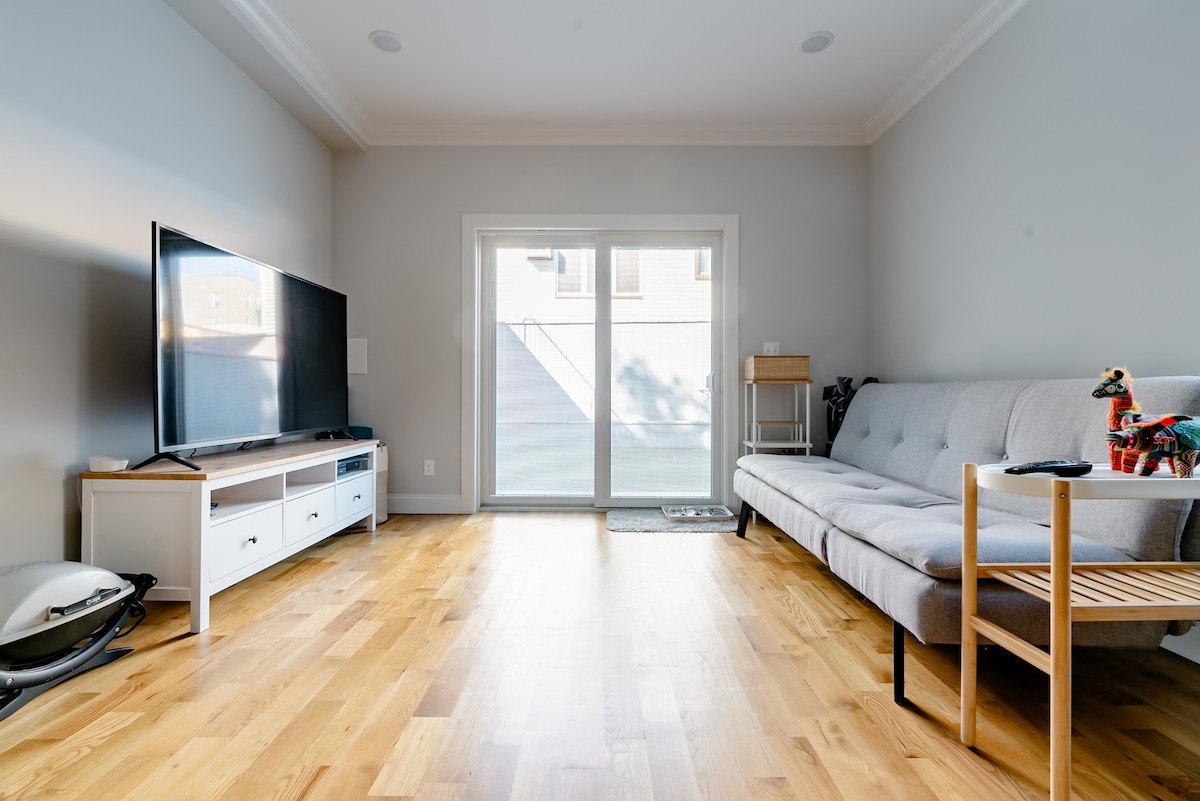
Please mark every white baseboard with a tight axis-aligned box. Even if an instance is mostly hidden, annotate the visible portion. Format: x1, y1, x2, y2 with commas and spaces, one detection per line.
1161, 626, 1200, 664
388, 493, 473, 515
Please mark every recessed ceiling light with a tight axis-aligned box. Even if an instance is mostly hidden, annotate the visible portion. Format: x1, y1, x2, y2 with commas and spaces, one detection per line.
369, 30, 403, 53
800, 31, 834, 54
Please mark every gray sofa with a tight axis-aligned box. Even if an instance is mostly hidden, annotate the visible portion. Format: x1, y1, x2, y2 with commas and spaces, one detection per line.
733, 376, 1200, 702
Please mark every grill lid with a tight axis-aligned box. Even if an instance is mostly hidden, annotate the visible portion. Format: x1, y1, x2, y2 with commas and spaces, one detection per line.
0, 561, 134, 648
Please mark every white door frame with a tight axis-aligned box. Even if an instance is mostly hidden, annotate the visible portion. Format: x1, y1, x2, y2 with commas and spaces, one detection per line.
461, 214, 740, 512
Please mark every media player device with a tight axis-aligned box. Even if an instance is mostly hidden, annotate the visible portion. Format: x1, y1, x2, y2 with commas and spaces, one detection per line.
336, 454, 370, 477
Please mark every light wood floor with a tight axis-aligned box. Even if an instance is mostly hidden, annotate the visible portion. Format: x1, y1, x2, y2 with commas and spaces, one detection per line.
3, 512, 1200, 800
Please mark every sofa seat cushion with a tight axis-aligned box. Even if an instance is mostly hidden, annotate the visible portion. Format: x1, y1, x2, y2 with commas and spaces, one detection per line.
736, 454, 1133, 579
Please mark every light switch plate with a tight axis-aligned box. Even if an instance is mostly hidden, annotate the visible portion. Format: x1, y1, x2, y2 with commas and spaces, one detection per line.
764, 342, 780, 355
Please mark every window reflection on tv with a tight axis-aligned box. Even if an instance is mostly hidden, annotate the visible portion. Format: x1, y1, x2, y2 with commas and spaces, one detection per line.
157, 226, 281, 449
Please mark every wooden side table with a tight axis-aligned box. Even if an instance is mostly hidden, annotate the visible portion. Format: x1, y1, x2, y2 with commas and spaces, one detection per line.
960, 462, 1200, 800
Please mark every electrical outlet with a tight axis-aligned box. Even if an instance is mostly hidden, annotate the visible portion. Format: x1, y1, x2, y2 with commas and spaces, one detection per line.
764, 342, 780, 356
423, 459, 434, 476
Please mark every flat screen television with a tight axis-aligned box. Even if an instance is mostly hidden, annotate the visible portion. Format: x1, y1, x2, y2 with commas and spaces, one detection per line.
137, 223, 348, 470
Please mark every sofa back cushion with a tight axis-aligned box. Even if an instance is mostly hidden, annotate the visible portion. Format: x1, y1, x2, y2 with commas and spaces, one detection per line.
832, 376, 1200, 561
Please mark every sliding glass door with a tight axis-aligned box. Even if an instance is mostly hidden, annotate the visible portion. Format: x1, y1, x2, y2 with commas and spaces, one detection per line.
483, 233, 720, 507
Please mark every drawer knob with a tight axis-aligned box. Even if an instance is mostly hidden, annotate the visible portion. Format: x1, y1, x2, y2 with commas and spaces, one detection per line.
310, 511, 319, 519
353, 493, 362, 501
248, 536, 258, 544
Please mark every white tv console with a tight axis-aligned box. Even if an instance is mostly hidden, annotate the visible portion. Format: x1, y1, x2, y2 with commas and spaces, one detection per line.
81, 439, 379, 633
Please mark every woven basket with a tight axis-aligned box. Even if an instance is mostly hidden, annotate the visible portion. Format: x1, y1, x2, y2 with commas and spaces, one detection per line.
744, 355, 810, 381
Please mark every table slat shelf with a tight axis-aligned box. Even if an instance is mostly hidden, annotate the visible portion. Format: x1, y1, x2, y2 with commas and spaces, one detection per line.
983, 564, 1200, 617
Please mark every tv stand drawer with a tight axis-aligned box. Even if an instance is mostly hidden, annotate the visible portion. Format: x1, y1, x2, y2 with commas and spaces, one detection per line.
284, 486, 337, 546
210, 506, 284, 581
336, 474, 373, 524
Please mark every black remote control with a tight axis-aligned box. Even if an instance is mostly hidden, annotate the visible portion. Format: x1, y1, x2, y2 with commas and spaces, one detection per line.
1003, 460, 1093, 477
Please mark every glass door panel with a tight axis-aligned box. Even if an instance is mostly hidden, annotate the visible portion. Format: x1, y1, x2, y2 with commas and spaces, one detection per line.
609, 246, 713, 498
492, 246, 596, 497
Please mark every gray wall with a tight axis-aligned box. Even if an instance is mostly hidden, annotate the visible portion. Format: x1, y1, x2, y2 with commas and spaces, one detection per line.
333, 147, 869, 508
869, 0, 1200, 382
0, 1, 332, 564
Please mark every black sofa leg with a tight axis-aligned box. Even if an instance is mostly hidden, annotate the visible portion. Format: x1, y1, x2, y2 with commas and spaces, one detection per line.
893, 620, 907, 704
736, 502, 753, 538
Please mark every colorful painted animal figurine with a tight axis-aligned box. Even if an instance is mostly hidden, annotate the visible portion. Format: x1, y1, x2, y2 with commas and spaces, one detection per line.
1105, 415, 1200, 478
1092, 367, 1141, 471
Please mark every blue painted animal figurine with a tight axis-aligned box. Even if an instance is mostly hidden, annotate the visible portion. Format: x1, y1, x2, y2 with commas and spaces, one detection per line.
1105, 414, 1200, 478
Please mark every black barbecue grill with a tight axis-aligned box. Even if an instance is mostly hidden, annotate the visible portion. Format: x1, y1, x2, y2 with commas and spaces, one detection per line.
0, 561, 156, 720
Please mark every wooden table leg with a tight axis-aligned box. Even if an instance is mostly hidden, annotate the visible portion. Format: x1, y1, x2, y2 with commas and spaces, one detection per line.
1049, 479, 1073, 801
961, 463, 979, 746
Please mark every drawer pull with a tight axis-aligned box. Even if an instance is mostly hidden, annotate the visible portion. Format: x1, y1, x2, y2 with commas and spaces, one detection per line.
309, 511, 319, 519
248, 536, 258, 544
353, 493, 362, 501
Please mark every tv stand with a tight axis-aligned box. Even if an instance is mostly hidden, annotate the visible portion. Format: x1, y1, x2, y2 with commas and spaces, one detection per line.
81, 439, 378, 633
130, 451, 202, 471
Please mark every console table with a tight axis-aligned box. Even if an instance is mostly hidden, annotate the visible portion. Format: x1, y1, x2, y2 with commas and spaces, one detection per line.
81, 439, 379, 633
960, 462, 1200, 801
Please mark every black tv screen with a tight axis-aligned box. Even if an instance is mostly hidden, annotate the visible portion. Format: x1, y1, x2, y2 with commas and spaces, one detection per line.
151, 223, 348, 458
279, 273, 349, 435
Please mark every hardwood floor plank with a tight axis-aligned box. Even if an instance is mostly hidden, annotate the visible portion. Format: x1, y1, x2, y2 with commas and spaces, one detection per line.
300, 669, 439, 800
602, 670, 645, 741
422, 691, 494, 785
604, 738, 654, 801
459, 742, 521, 801
799, 715, 902, 800
368, 716, 450, 796
412, 783, 466, 801
413, 646, 477, 718
745, 775, 801, 801
3, 711, 145, 798
634, 666, 683, 726
557, 703, 610, 771
679, 702, 768, 801
100, 737, 228, 801
767, 735, 847, 801
643, 721, 704, 801
708, 686, 784, 779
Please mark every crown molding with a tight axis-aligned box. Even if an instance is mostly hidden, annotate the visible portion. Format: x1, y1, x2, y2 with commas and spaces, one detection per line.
864, 0, 1032, 144
221, 0, 371, 150
365, 124, 870, 148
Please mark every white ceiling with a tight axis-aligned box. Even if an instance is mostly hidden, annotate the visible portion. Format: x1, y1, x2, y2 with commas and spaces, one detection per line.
164, 0, 1030, 151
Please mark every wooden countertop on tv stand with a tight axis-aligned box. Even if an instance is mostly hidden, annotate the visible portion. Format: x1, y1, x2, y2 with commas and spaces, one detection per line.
79, 439, 379, 482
